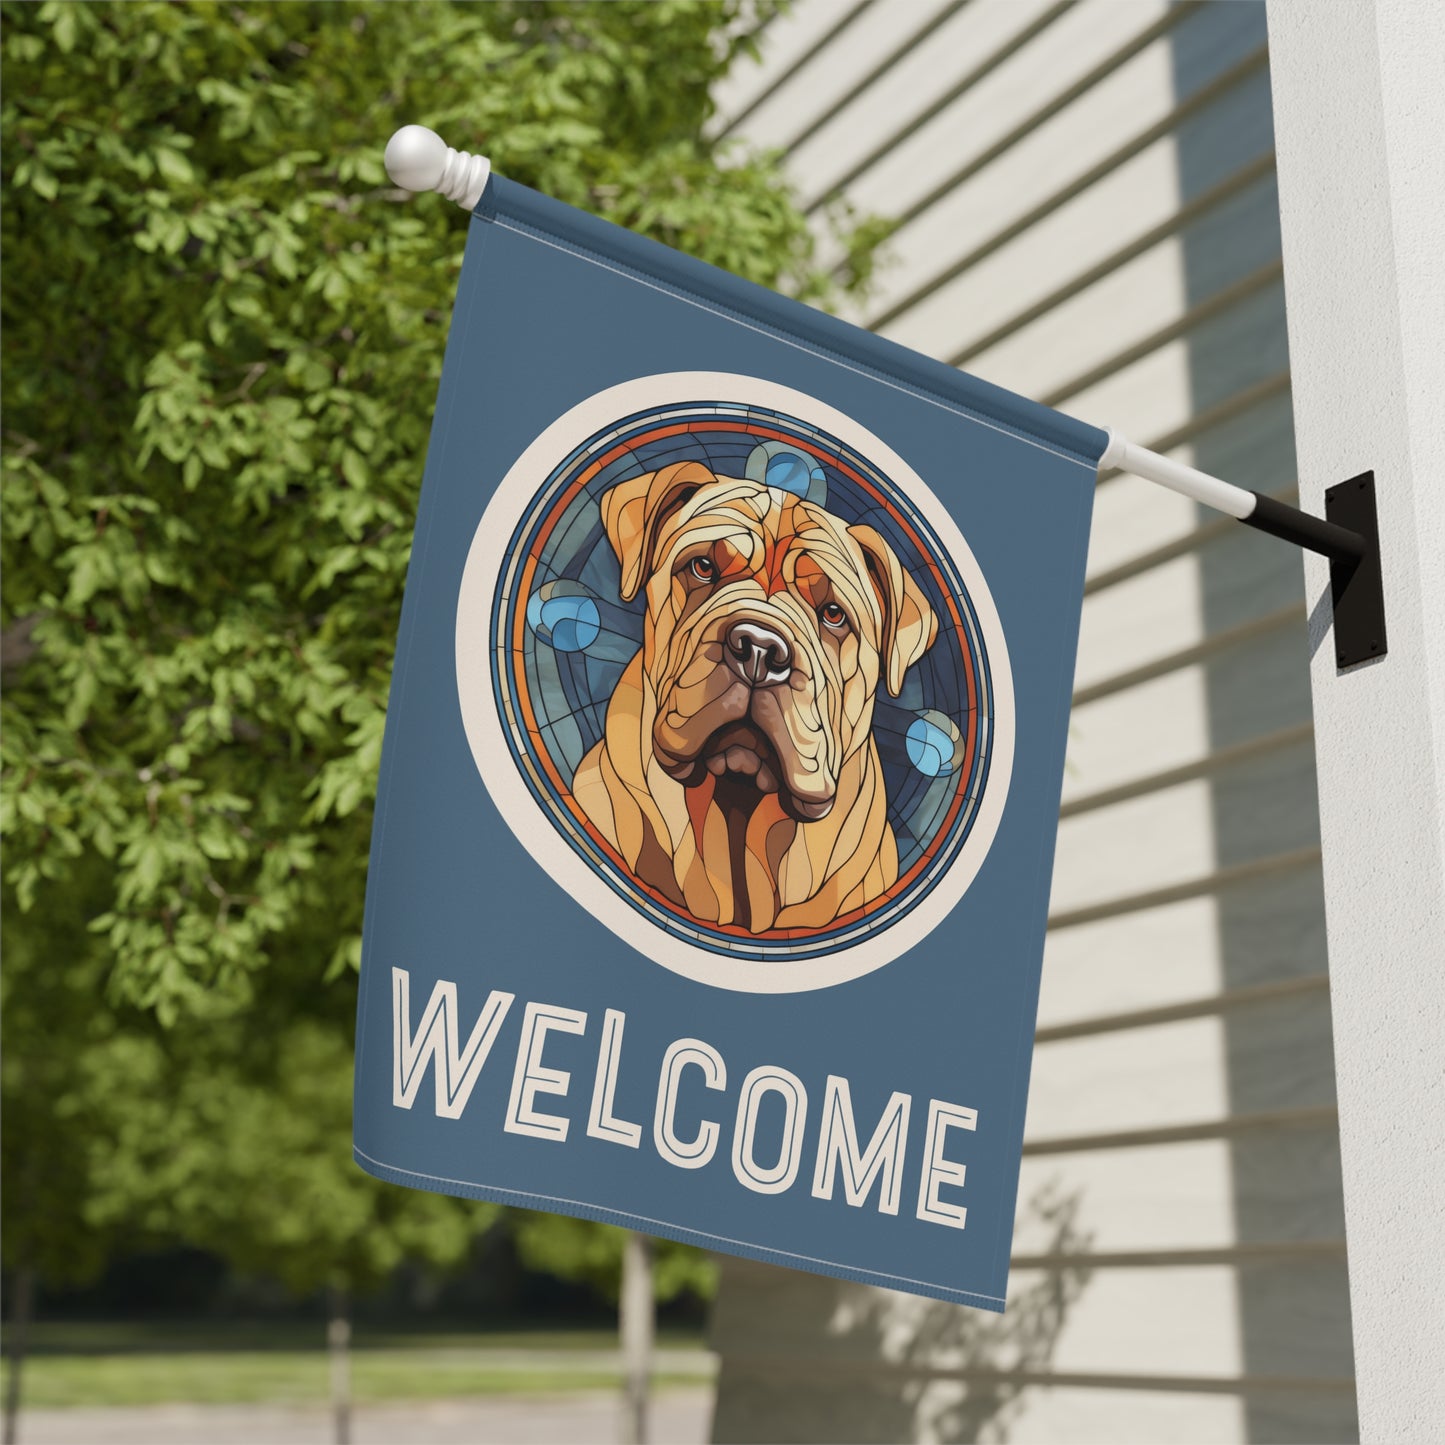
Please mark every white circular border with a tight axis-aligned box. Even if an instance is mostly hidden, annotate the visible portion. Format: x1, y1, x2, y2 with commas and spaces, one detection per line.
456, 372, 1015, 993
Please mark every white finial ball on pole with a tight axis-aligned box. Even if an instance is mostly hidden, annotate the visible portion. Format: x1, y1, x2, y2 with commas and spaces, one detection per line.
384, 125, 491, 211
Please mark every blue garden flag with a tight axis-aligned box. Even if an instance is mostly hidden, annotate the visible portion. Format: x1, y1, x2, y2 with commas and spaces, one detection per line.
352, 173, 1107, 1312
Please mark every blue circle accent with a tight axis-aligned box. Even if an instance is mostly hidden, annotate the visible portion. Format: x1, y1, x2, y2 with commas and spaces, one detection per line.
529, 593, 601, 653
765, 451, 816, 497
906, 716, 951, 777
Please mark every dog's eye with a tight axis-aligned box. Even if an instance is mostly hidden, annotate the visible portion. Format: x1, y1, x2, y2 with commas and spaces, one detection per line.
820, 601, 849, 630
688, 556, 718, 583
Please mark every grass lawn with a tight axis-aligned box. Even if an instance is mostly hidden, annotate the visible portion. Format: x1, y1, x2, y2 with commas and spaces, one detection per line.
0, 1324, 714, 1409
12, 1320, 703, 1355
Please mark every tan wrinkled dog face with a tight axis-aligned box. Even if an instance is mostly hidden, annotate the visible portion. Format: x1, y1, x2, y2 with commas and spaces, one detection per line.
604, 462, 936, 825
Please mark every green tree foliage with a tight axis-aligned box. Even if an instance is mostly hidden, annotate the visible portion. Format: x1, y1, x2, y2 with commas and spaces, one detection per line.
2, 0, 880, 1017
3, 905, 490, 1298
0, 870, 129, 1292
1, 0, 883, 1307
81, 1015, 490, 1297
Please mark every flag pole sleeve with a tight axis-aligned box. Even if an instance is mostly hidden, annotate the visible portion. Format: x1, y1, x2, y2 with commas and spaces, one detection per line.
384, 126, 491, 211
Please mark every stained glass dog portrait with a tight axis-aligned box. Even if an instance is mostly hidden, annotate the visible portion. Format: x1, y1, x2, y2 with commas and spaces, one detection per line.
572, 462, 937, 935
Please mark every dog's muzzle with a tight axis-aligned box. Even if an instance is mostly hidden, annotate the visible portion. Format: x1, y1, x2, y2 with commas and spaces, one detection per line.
656, 615, 836, 823
725, 621, 792, 688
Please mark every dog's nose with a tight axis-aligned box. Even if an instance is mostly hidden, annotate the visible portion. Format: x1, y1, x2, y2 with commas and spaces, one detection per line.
725, 621, 792, 687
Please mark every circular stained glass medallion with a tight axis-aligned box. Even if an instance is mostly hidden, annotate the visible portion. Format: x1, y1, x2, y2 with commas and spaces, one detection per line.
456, 374, 1013, 992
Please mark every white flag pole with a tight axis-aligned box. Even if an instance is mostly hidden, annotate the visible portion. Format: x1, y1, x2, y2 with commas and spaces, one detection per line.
1100, 428, 1369, 563
379, 123, 1385, 659
1098, 429, 1384, 666
1099, 428, 1257, 519
379, 127, 1380, 630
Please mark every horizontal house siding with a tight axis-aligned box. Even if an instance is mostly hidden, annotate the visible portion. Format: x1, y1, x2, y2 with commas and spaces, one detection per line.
708, 3, 1356, 1441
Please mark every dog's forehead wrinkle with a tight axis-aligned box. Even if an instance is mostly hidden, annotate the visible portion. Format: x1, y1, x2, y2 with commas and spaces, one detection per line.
658, 517, 760, 566
678, 476, 753, 511
747, 489, 775, 522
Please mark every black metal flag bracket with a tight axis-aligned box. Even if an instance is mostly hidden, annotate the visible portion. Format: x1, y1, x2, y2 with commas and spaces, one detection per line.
1100, 432, 1387, 669
1319, 473, 1386, 668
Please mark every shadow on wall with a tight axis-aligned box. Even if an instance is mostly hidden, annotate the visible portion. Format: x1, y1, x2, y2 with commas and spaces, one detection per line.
708, 1181, 1093, 1445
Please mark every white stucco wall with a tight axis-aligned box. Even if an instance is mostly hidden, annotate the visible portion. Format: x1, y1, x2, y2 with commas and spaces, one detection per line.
1267, 2, 1445, 1439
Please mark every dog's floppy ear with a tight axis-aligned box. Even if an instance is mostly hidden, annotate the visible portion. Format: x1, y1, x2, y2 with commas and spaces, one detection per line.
850, 524, 938, 697
602, 462, 715, 603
